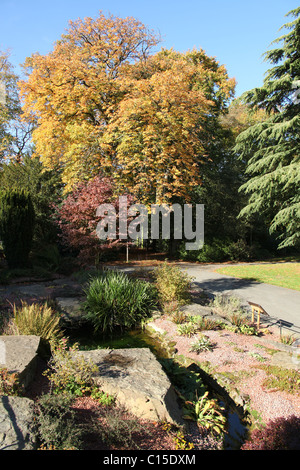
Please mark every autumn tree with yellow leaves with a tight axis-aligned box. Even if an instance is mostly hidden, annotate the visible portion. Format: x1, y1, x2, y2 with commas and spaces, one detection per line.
20, 11, 235, 204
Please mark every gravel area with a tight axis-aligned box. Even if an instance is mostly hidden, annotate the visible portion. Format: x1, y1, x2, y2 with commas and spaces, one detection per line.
152, 315, 300, 424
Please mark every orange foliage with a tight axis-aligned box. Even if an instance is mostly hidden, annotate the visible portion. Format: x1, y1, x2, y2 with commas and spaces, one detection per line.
20, 12, 235, 202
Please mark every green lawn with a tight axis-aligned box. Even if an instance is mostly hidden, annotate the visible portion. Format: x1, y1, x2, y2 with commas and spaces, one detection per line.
215, 262, 300, 291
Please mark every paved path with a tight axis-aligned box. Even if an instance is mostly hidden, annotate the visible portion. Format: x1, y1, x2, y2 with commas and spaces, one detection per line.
179, 263, 300, 332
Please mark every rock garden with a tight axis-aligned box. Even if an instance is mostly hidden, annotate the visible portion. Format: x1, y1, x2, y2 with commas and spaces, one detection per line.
0, 262, 300, 451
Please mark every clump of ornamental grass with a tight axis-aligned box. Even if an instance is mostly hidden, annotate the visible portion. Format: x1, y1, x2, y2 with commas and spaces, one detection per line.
11, 301, 63, 345
83, 269, 158, 333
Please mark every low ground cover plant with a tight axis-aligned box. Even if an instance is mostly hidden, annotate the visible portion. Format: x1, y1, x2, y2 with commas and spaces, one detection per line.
83, 269, 158, 333
257, 364, 300, 394
189, 335, 216, 354
177, 322, 197, 337
0, 368, 20, 395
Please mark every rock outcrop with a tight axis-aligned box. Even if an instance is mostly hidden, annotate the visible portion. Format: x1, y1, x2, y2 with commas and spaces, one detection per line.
74, 347, 183, 425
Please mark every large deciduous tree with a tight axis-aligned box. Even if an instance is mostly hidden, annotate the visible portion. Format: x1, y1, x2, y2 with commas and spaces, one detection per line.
19, 12, 159, 191
104, 49, 235, 204
20, 12, 235, 203
235, 7, 300, 249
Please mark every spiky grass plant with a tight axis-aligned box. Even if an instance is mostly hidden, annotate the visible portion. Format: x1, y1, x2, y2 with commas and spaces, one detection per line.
83, 269, 158, 333
12, 301, 63, 344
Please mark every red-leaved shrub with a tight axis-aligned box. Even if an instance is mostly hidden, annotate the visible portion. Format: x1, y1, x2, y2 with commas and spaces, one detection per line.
241, 415, 300, 450
56, 175, 133, 264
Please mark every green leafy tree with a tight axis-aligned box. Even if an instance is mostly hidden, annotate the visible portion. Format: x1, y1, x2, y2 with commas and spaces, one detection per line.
0, 50, 33, 163
235, 7, 300, 249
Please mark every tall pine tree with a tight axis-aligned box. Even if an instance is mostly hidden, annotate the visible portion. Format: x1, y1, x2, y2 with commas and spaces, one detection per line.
235, 7, 300, 250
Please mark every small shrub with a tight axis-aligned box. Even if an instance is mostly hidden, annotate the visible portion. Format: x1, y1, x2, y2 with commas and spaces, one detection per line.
173, 430, 194, 450
211, 294, 245, 317
241, 415, 300, 450
154, 262, 193, 307
227, 312, 248, 328
188, 315, 225, 331
35, 393, 83, 450
84, 269, 158, 333
189, 335, 216, 353
196, 240, 228, 263
239, 324, 259, 336
223, 239, 254, 261
0, 368, 20, 395
12, 301, 63, 345
45, 339, 98, 396
163, 300, 180, 316
90, 388, 115, 406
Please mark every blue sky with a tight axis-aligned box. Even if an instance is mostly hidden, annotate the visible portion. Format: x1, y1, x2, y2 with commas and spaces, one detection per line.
0, 0, 299, 97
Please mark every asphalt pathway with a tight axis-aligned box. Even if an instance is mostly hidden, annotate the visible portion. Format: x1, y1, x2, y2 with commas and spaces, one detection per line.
179, 263, 300, 332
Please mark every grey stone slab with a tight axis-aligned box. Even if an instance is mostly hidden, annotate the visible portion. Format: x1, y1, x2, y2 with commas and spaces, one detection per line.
0, 396, 37, 450
74, 347, 183, 425
0, 335, 41, 389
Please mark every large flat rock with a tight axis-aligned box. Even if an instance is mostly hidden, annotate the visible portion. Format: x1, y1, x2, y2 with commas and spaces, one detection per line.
0, 335, 42, 389
0, 396, 37, 450
74, 347, 183, 425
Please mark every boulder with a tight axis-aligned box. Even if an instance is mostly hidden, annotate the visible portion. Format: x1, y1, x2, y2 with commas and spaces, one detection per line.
271, 351, 300, 370
180, 303, 213, 317
74, 347, 183, 425
55, 297, 86, 328
0, 396, 37, 450
0, 335, 42, 390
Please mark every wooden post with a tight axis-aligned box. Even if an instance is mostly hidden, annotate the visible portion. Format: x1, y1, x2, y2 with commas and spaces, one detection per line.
248, 302, 269, 330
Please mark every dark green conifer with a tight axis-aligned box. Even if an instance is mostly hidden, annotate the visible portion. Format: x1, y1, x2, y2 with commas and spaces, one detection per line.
235, 7, 300, 249
0, 189, 35, 268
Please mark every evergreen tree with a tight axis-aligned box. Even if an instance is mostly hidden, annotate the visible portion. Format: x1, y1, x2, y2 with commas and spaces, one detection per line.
0, 156, 63, 246
0, 189, 35, 268
235, 7, 300, 249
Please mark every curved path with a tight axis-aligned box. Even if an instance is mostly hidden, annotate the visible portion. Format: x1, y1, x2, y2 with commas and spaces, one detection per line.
179, 263, 300, 331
